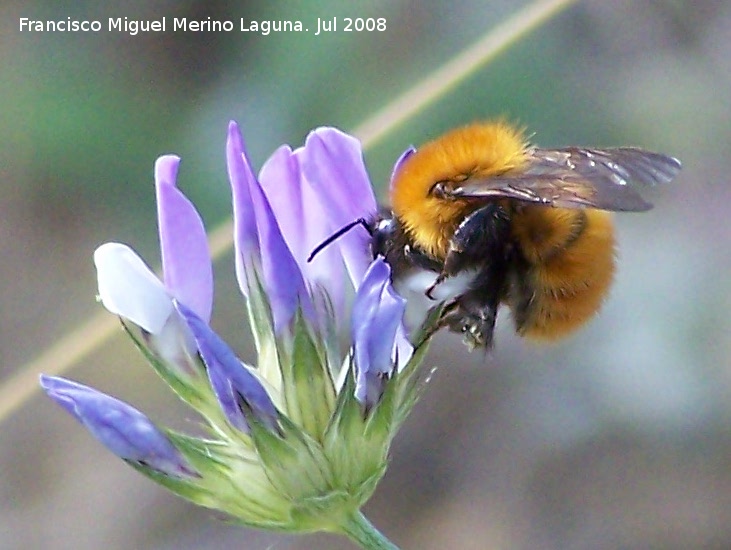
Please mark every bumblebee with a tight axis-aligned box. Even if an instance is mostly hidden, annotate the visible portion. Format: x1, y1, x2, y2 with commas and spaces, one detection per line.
375, 121, 682, 349
310, 122, 681, 349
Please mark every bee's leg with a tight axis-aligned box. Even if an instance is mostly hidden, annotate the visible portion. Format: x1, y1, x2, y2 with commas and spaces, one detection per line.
399, 245, 446, 300
439, 299, 499, 350
411, 301, 457, 348
403, 244, 442, 271
437, 203, 513, 348
438, 260, 507, 350
443, 202, 512, 275
425, 273, 446, 301
425, 204, 509, 300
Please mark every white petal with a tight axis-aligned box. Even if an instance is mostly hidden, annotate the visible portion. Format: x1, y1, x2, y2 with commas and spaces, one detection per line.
93, 243, 173, 334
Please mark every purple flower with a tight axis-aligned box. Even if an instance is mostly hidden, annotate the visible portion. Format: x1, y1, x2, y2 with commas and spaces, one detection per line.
49, 120, 427, 537
155, 155, 213, 323
256, 127, 379, 325
175, 301, 279, 433
225, 123, 413, 408
40, 375, 197, 478
94, 154, 216, 381
351, 258, 407, 409
257, 144, 346, 321
298, 128, 378, 291
227, 122, 314, 334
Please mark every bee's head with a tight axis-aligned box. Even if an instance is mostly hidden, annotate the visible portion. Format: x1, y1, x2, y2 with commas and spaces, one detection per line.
389, 122, 529, 260
370, 216, 397, 258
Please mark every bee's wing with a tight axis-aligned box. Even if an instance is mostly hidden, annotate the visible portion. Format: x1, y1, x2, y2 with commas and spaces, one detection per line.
444, 147, 681, 212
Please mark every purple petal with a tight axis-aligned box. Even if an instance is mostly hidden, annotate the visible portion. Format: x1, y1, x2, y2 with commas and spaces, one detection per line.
205, 357, 249, 433
259, 145, 345, 318
300, 128, 378, 289
155, 155, 213, 323
226, 121, 260, 295
175, 301, 279, 433
257, 147, 307, 263
40, 375, 197, 478
390, 147, 416, 193
351, 258, 406, 408
227, 122, 313, 333
251, 182, 314, 333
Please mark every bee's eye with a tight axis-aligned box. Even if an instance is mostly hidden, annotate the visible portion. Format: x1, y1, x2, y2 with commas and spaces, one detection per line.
430, 181, 450, 198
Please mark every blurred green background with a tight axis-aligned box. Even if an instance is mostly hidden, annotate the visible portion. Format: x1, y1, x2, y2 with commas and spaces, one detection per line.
3, 0, 730, 548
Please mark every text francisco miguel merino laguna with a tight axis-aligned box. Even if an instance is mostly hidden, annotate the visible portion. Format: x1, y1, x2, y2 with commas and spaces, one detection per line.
18, 17, 359, 36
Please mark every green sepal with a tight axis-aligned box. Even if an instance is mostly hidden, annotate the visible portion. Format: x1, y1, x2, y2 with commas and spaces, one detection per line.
120, 320, 222, 422
127, 459, 214, 504
248, 413, 334, 503
146, 431, 296, 527
322, 364, 388, 503
391, 338, 433, 430
411, 304, 445, 348
245, 274, 274, 350
362, 375, 397, 447
308, 284, 344, 376
124, 431, 219, 508
165, 431, 233, 475
245, 271, 282, 387
288, 490, 356, 533
277, 309, 336, 441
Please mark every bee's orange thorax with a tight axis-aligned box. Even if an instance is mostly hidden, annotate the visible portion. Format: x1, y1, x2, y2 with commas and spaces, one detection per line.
390, 121, 530, 259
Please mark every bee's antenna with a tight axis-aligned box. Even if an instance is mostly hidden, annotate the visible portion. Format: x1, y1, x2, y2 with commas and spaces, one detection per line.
307, 218, 372, 263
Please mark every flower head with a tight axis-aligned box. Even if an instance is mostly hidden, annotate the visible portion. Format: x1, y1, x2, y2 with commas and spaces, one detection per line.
42, 121, 430, 542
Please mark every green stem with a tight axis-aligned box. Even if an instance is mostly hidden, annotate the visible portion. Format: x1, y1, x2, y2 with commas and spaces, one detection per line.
339, 510, 400, 550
